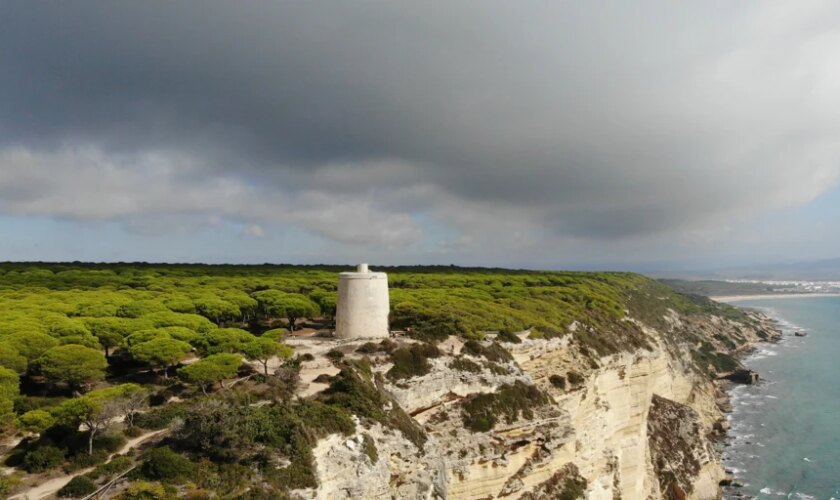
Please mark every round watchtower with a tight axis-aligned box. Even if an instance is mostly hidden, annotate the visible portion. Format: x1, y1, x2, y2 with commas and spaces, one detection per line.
335, 263, 390, 339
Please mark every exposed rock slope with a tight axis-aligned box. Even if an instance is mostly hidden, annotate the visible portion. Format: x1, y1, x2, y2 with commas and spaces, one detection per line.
304, 297, 778, 499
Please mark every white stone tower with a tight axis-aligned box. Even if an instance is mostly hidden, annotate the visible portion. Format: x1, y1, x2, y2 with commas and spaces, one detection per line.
335, 263, 390, 339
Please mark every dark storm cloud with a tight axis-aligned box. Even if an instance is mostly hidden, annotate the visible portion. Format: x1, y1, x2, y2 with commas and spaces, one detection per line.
1, 1, 840, 249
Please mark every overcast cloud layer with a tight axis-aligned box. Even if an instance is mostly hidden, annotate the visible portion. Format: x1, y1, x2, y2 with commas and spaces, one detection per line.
2, 1, 840, 268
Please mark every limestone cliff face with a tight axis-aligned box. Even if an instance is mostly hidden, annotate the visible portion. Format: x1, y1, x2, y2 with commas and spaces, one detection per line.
308, 310, 777, 500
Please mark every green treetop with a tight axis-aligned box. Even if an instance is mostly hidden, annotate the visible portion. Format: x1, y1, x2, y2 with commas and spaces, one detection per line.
37, 344, 108, 391
242, 337, 293, 376
130, 338, 193, 378
177, 354, 241, 394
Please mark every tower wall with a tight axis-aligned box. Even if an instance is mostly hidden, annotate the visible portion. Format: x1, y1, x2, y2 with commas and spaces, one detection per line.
335, 264, 390, 339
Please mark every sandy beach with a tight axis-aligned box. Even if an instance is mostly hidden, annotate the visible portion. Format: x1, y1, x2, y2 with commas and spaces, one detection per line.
711, 293, 840, 303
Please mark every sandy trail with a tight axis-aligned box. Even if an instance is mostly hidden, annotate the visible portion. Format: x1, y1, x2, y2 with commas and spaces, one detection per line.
9, 429, 165, 500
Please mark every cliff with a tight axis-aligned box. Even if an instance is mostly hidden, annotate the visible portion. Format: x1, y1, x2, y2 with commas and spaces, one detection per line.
301, 289, 779, 500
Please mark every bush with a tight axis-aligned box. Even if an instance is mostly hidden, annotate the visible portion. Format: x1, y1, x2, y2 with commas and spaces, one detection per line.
449, 357, 482, 373
362, 434, 378, 464
325, 350, 344, 361
88, 455, 134, 480
140, 446, 196, 484
496, 329, 522, 344
18, 409, 56, 433
58, 475, 98, 498
124, 426, 144, 438
95, 432, 127, 453
567, 371, 585, 386
461, 381, 549, 432
386, 343, 441, 380
65, 449, 108, 472
299, 353, 315, 362
549, 374, 567, 390
133, 404, 187, 430
117, 481, 170, 500
355, 342, 380, 354
23, 445, 66, 472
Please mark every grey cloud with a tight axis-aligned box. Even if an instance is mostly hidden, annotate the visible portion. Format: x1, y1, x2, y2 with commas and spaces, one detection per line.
1, 1, 840, 254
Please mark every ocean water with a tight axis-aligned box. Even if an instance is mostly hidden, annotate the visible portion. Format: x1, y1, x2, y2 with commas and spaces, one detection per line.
724, 296, 840, 499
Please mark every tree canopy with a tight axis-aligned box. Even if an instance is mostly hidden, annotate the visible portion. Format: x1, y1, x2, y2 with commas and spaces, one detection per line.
178, 354, 242, 394
37, 344, 108, 391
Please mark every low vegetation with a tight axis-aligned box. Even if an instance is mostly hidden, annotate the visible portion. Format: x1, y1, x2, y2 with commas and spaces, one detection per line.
461, 381, 550, 432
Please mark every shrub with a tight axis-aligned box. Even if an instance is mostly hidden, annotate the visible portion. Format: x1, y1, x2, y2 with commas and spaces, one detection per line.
449, 357, 482, 373
65, 449, 108, 472
23, 445, 66, 472
355, 342, 379, 354
140, 446, 196, 484
496, 329, 522, 344
386, 343, 441, 380
461, 381, 549, 432
325, 349, 344, 361
299, 353, 315, 362
567, 371, 585, 386
58, 475, 98, 498
124, 426, 144, 438
133, 403, 187, 430
87, 455, 134, 480
549, 374, 567, 390
362, 434, 378, 464
312, 373, 333, 383
94, 432, 128, 453
462, 340, 513, 363
18, 409, 56, 433
117, 481, 170, 500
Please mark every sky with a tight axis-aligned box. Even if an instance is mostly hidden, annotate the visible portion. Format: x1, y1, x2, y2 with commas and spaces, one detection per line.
2, 1, 840, 271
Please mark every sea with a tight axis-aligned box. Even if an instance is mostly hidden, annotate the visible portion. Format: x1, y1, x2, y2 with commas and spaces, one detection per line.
724, 296, 840, 499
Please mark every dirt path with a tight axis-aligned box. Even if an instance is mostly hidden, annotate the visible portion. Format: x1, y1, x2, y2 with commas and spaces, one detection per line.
9, 429, 165, 500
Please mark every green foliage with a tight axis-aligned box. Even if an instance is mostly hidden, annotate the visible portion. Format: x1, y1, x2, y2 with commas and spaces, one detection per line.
18, 409, 56, 433
567, 371, 584, 386
130, 338, 192, 373
174, 398, 353, 492
133, 403, 188, 430
141, 446, 196, 484
0, 342, 28, 373
549, 374, 567, 390
242, 338, 293, 375
177, 354, 241, 393
0, 366, 20, 422
58, 475, 98, 498
87, 454, 133, 480
362, 433, 378, 463
449, 357, 482, 373
5, 332, 60, 361
461, 381, 549, 432
251, 290, 320, 330
386, 343, 441, 380
117, 481, 171, 500
496, 329, 522, 344
200, 328, 254, 355
22, 445, 66, 472
462, 340, 513, 363
321, 364, 427, 448
325, 349, 344, 361
38, 345, 108, 390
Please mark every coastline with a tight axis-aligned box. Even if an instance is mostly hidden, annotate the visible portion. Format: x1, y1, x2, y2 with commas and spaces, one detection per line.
710, 292, 840, 303
717, 303, 803, 498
